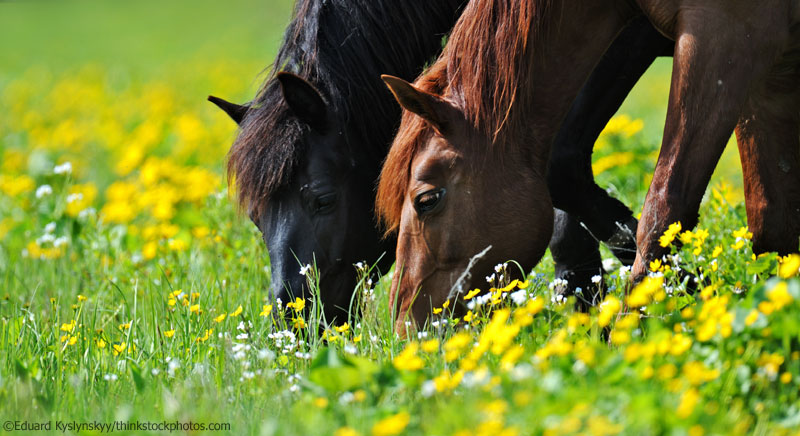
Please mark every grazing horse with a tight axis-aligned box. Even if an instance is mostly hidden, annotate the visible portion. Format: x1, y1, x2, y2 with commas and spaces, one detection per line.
378, 0, 800, 329
210, 0, 467, 323
209, 0, 670, 322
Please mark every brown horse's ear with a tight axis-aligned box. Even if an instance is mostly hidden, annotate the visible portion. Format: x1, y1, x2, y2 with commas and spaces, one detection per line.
382, 75, 449, 134
207, 96, 249, 125
276, 72, 328, 131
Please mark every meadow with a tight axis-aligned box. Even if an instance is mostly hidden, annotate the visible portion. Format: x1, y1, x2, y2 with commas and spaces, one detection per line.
2, 1, 800, 435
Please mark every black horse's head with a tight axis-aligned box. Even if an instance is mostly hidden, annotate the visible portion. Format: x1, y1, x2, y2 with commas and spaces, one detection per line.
211, 73, 393, 324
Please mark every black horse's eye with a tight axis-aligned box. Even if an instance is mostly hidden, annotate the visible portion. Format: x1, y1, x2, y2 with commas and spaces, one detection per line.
414, 188, 446, 215
314, 193, 337, 214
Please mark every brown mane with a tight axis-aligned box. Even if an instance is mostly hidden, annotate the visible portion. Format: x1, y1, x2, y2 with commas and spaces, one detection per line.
377, 0, 550, 234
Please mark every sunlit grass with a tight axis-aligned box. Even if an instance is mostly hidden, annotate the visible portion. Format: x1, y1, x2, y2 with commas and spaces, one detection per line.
1, 2, 799, 435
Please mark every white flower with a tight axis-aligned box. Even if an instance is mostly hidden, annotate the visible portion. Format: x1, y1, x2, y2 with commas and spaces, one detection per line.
44, 222, 56, 234
510, 289, 527, 305
37, 234, 55, 245
355, 262, 364, 270
417, 331, 428, 339
299, 264, 312, 276
36, 185, 53, 198
602, 258, 619, 272
78, 208, 96, 219
54, 236, 69, 248
494, 263, 505, 273
54, 162, 72, 175
591, 275, 602, 284
103, 373, 118, 381
66, 193, 83, 203
338, 392, 354, 404
421, 380, 436, 398
485, 273, 495, 283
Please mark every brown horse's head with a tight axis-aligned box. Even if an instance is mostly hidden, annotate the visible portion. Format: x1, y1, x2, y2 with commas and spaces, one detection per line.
377, 75, 553, 331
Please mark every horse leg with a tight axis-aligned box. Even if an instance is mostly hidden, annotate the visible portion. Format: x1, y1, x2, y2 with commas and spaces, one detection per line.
735, 66, 800, 255
549, 16, 673, 277
632, 8, 787, 279
550, 209, 603, 310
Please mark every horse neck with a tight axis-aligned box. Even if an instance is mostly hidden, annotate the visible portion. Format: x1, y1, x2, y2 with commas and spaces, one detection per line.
518, 0, 634, 173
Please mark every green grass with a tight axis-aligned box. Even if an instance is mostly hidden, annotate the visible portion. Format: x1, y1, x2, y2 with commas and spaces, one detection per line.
1, 2, 799, 435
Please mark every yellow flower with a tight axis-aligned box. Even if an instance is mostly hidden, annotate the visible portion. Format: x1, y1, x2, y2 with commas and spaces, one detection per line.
95, 338, 106, 348
167, 238, 188, 252
609, 329, 630, 345
77, 295, 87, 302
444, 332, 472, 362
598, 295, 621, 327
433, 369, 464, 392
293, 317, 306, 329
733, 227, 753, 240
758, 301, 775, 316
781, 372, 793, 384
677, 388, 699, 418
334, 427, 359, 436
335, 323, 350, 334
287, 297, 305, 312
230, 305, 243, 317
592, 151, 634, 175
463, 310, 474, 323
745, 309, 759, 326
658, 222, 682, 247
393, 342, 424, 371
113, 343, 127, 355
214, 313, 226, 323
192, 226, 210, 239
779, 254, 800, 278
196, 328, 213, 343
118, 322, 131, 330
421, 339, 439, 353
711, 246, 722, 258
627, 276, 663, 307
189, 304, 200, 314
0, 174, 35, 196
767, 281, 793, 310
682, 361, 720, 386
649, 259, 662, 272
259, 304, 273, 317
372, 412, 410, 436
464, 289, 482, 300
164, 329, 175, 338
432, 306, 443, 315
60, 320, 76, 332
500, 346, 524, 371
142, 242, 158, 260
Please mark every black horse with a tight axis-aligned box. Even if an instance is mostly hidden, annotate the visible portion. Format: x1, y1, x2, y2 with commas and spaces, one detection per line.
210, 0, 673, 322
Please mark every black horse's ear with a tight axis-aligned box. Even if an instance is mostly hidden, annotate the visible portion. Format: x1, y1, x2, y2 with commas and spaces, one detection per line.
381, 74, 449, 135
207, 96, 249, 125
276, 72, 328, 131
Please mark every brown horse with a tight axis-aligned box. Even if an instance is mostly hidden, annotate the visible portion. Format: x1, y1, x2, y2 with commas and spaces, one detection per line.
377, 0, 800, 330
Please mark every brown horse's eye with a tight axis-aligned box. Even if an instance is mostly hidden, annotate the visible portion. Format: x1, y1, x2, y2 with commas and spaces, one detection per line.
414, 188, 445, 215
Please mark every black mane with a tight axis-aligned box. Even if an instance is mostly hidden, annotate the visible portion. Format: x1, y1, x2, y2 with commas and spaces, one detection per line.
227, 0, 465, 216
